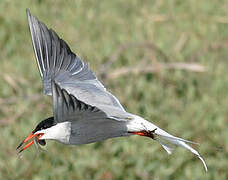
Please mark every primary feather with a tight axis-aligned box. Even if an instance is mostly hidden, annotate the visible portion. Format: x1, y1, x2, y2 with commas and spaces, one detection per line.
27, 9, 125, 112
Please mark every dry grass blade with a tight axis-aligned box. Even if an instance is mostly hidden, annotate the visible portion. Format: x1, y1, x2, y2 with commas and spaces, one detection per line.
99, 41, 170, 78
0, 94, 42, 105
107, 63, 206, 79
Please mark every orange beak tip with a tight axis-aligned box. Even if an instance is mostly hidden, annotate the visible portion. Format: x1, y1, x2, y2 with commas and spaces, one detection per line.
16, 133, 45, 154
16, 133, 37, 153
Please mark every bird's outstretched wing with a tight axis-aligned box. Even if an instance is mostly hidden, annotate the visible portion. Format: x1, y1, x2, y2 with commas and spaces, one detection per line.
52, 80, 109, 123
26, 9, 125, 112
52, 81, 129, 144
52, 81, 131, 122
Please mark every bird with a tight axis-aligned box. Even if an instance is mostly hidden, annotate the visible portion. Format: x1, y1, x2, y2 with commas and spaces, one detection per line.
17, 9, 207, 171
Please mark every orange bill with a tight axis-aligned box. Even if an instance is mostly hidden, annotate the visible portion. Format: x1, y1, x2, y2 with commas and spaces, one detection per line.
16, 133, 44, 153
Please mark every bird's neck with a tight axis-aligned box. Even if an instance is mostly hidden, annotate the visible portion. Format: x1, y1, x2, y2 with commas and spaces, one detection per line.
126, 115, 158, 133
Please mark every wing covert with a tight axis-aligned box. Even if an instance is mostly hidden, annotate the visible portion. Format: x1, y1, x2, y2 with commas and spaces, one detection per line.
52, 81, 108, 123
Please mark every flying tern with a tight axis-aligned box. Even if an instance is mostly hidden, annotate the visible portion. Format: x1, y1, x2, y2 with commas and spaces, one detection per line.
17, 9, 207, 171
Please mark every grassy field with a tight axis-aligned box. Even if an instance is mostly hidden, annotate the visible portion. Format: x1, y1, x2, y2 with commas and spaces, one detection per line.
0, 0, 227, 179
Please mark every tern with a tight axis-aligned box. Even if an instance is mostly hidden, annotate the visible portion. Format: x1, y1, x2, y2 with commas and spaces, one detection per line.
17, 9, 207, 171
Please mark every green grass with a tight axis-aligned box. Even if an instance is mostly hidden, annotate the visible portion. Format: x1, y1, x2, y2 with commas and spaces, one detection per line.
0, 0, 227, 179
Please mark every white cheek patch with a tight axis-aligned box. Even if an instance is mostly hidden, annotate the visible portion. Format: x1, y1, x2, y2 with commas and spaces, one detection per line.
39, 122, 71, 144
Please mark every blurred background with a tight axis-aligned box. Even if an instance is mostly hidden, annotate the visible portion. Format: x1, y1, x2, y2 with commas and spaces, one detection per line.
0, 0, 227, 179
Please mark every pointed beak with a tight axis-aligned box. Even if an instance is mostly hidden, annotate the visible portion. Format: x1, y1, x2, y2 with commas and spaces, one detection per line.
16, 133, 44, 153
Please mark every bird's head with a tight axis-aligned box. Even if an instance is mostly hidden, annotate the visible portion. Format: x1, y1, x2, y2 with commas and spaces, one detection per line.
16, 117, 56, 153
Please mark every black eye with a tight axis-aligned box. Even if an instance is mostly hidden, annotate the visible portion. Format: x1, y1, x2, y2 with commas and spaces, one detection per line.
38, 140, 46, 146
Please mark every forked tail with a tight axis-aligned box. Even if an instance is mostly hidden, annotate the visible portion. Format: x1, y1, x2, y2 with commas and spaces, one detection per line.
153, 128, 208, 172
129, 116, 208, 172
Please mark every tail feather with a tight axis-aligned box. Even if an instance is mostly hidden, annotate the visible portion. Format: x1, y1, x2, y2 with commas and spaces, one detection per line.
155, 131, 208, 172
158, 134, 199, 145
158, 140, 174, 155
128, 114, 208, 171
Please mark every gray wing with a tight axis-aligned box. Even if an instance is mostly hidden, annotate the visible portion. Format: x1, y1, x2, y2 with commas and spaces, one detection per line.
26, 9, 125, 112
52, 81, 108, 123
52, 81, 129, 144
52, 81, 130, 122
